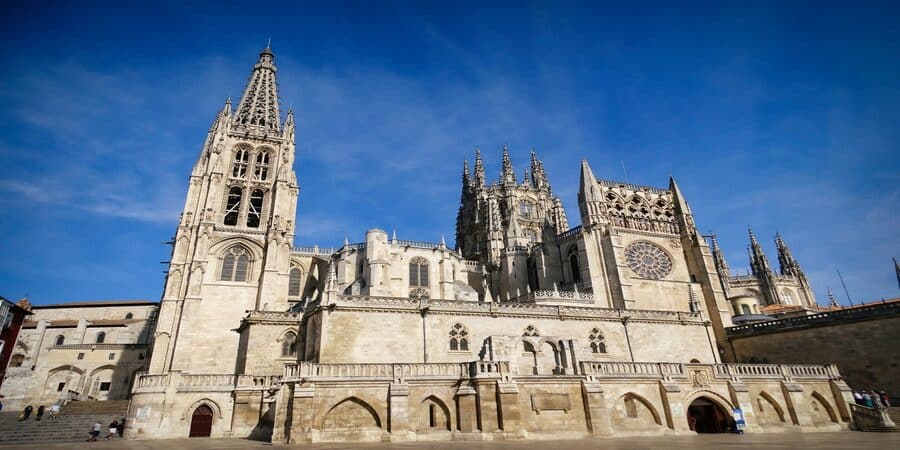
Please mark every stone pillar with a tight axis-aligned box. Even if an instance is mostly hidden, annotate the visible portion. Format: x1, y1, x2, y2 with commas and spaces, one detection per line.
289, 385, 316, 443
557, 339, 578, 375
496, 381, 522, 436
581, 381, 613, 437
455, 384, 478, 433
474, 379, 500, 433
388, 383, 411, 440
658, 381, 691, 433
781, 381, 813, 428
271, 384, 294, 444
727, 380, 762, 432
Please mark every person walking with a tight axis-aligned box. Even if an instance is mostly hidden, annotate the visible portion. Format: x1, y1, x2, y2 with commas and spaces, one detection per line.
106, 419, 118, 439
87, 421, 101, 441
20, 405, 33, 421
35, 405, 45, 421
880, 391, 891, 408
863, 392, 873, 408
48, 404, 60, 419
872, 391, 884, 409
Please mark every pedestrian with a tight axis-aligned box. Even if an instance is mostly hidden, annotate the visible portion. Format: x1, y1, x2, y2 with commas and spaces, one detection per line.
106, 419, 118, 439
35, 405, 45, 421
863, 392, 873, 408
20, 405, 33, 421
119, 417, 126, 437
49, 404, 60, 419
87, 421, 101, 441
853, 391, 863, 405
880, 391, 891, 408
871, 391, 884, 409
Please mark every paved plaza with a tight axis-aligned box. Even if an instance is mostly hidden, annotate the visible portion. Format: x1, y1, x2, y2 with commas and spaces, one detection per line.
0, 432, 897, 450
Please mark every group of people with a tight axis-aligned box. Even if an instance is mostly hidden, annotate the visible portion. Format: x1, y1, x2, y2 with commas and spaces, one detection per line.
17, 404, 61, 421
854, 390, 891, 409
87, 419, 124, 441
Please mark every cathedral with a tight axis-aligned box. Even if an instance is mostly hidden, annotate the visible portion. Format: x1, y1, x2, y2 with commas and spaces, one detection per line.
124, 47, 856, 442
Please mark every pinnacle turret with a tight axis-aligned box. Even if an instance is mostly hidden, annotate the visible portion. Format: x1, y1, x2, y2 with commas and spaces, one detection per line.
775, 232, 803, 276
473, 148, 485, 187
748, 228, 772, 276
234, 46, 281, 134
710, 234, 731, 278
501, 144, 516, 185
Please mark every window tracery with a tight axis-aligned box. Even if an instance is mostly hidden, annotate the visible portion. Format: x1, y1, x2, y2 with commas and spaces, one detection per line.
231, 148, 249, 178
567, 247, 582, 283
224, 187, 242, 226
624, 241, 672, 279
254, 151, 270, 181
246, 189, 264, 228
221, 246, 251, 282
281, 331, 297, 357
523, 325, 540, 337
409, 257, 429, 288
449, 323, 469, 351
288, 267, 302, 297
589, 327, 607, 354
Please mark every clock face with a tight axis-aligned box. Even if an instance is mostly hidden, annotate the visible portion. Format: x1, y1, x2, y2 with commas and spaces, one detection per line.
625, 241, 673, 279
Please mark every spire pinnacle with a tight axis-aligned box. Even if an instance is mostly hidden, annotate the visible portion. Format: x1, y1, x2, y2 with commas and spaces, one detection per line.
234, 47, 281, 133
501, 144, 515, 184
668, 176, 693, 216
473, 147, 485, 186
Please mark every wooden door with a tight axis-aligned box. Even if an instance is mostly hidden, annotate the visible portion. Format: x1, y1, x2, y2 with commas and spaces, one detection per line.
189, 405, 213, 437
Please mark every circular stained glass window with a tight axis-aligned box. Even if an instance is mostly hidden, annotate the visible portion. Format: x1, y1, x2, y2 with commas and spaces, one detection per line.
625, 242, 672, 279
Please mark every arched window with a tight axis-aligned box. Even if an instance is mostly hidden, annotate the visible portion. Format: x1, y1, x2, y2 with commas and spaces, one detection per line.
519, 201, 533, 218
449, 323, 469, 351
741, 304, 752, 315
288, 267, 302, 297
254, 151, 270, 181
246, 189, 264, 228
96, 331, 106, 344
589, 327, 607, 354
220, 246, 251, 282
782, 291, 795, 305
231, 148, 249, 178
281, 331, 297, 357
523, 325, 540, 337
224, 187, 242, 226
568, 247, 581, 283
125, 313, 134, 320
55, 335, 65, 346
409, 257, 429, 288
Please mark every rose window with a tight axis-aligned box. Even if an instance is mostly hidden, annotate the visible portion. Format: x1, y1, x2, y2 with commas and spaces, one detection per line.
625, 242, 672, 279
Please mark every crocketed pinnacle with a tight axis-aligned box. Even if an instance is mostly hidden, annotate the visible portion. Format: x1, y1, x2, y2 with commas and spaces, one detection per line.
501, 144, 516, 185
234, 46, 281, 133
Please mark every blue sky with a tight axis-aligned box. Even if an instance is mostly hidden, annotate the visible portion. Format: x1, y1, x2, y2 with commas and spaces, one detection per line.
1, 1, 898, 306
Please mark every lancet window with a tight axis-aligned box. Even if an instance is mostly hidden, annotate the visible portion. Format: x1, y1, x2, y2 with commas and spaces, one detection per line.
246, 189, 264, 228
254, 151, 270, 181
224, 187, 242, 226
568, 247, 582, 283
449, 323, 469, 351
231, 148, 249, 178
221, 246, 251, 282
409, 257, 429, 287
281, 331, 297, 357
96, 331, 106, 344
288, 267, 302, 297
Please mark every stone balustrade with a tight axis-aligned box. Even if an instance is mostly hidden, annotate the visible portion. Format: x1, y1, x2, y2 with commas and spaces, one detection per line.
132, 371, 281, 394
578, 361, 838, 381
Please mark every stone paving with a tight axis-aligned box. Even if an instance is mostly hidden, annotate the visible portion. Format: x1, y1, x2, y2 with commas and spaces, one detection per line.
0, 432, 898, 450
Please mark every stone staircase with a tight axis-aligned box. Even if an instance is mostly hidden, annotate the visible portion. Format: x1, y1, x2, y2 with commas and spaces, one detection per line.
0, 400, 129, 444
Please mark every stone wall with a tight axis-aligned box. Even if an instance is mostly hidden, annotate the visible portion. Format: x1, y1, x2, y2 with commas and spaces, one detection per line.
727, 304, 900, 397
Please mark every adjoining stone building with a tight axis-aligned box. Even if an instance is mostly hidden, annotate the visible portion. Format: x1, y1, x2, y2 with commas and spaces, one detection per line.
0, 300, 157, 410
121, 47, 861, 442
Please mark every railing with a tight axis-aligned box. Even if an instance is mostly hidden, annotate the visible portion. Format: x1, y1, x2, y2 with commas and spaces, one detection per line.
714, 364, 782, 378
292, 245, 339, 255
580, 361, 684, 378
726, 301, 900, 337
598, 179, 669, 194
236, 375, 282, 388
556, 226, 582, 240
395, 239, 444, 250
179, 374, 236, 388
728, 275, 758, 282
132, 372, 282, 394
136, 374, 169, 388
283, 361, 508, 380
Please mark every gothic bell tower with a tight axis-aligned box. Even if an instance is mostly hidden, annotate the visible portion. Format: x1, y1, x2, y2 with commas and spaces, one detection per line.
148, 46, 300, 374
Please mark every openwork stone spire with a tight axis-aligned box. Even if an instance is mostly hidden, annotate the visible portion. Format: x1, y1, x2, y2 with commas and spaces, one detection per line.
748, 228, 772, 276
775, 232, 803, 276
234, 46, 281, 134
501, 144, 516, 185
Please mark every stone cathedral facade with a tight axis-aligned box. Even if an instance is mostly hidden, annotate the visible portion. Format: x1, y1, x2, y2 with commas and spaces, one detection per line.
125, 48, 856, 442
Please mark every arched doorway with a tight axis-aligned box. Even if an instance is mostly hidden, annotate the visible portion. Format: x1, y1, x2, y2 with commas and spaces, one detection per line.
189, 405, 213, 438
687, 397, 734, 433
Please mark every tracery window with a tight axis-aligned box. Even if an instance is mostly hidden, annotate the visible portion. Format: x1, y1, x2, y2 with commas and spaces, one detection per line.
224, 187, 242, 226
246, 189, 264, 228
523, 325, 540, 337
409, 257, 429, 287
625, 396, 638, 419
781, 291, 795, 305
221, 246, 251, 282
254, 151, 270, 181
288, 267, 302, 297
589, 328, 607, 354
231, 148, 249, 178
519, 201, 533, 218
449, 323, 469, 351
281, 331, 297, 357
624, 241, 672, 279
55, 335, 65, 346
741, 304, 752, 315
96, 331, 106, 344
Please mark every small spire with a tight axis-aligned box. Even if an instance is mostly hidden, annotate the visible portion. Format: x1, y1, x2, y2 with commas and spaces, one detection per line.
343, 236, 350, 247
501, 144, 515, 184
440, 234, 446, 247
826, 288, 839, 308
668, 176, 693, 215
473, 147, 485, 186
391, 229, 397, 242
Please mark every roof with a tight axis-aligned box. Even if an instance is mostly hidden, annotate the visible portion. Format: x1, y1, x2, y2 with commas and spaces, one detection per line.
31, 299, 158, 309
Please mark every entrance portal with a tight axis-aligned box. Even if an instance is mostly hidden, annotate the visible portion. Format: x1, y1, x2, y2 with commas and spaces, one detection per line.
687, 397, 734, 433
189, 405, 213, 437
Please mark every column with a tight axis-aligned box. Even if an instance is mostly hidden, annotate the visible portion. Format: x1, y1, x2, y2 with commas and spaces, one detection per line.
455, 384, 478, 433
388, 383, 411, 440
582, 381, 613, 437
496, 381, 522, 436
